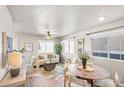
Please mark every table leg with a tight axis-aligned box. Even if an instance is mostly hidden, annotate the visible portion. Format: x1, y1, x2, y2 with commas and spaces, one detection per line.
87, 79, 94, 87
77, 76, 94, 87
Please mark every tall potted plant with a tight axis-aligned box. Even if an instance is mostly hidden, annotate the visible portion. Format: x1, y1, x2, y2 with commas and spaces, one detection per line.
55, 44, 62, 62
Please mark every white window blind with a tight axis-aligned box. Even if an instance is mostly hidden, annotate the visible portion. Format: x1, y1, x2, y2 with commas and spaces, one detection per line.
64, 41, 69, 53
92, 35, 124, 60
120, 37, 124, 60
109, 37, 121, 60
92, 38, 108, 51
121, 37, 124, 52
109, 37, 121, 53
62, 39, 75, 54
39, 42, 46, 53
69, 41, 74, 54
0, 32, 2, 64
46, 41, 54, 53
39, 40, 54, 53
13, 37, 19, 51
92, 38, 108, 57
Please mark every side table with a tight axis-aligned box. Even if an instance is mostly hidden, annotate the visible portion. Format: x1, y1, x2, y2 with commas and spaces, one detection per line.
0, 66, 26, 87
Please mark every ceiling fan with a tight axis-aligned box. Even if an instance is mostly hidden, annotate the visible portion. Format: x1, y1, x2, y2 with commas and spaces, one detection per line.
40, 29, 59, 39
40, 23, 59, 39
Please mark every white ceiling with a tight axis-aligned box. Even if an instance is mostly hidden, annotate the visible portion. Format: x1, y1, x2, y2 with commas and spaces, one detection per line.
7, 5, 124, 37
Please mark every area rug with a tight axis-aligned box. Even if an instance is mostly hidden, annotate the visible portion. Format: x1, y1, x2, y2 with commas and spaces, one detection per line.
26, 65, 64, 87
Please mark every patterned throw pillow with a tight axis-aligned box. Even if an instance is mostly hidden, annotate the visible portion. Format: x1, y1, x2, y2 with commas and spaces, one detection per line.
38, 55, 44, 60
47, 54, 54, 59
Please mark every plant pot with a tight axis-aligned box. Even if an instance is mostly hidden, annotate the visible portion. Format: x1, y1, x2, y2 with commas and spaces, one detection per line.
82, 58, 87, 69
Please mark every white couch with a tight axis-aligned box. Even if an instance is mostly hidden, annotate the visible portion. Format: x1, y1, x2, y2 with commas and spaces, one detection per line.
31, 53, 59, 67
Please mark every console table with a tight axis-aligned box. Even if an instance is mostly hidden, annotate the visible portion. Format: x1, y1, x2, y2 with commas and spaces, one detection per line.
0, 67, 26, 87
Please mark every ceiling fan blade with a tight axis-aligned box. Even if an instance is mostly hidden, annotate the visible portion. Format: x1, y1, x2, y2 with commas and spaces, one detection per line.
40, 32, 46, 36
48, 30, 59, 35
52, 32, 59, 35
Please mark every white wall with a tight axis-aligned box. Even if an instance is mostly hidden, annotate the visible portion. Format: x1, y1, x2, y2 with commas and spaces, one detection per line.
0, 6, 14, 80
91, 57, 124, 83
15, 32, 60, 65
0, 6, 14, 33
60, 19, 124, 83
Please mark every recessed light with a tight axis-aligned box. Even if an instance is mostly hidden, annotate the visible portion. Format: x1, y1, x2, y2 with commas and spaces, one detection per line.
99, 17, 105, 21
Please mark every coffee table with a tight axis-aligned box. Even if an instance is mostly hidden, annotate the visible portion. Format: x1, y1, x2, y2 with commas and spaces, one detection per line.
43, 62, 56, 71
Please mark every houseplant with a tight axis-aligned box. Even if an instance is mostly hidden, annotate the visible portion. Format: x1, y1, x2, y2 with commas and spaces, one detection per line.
55, 44, 62, 62
18, 48, 25, 54
79, 51, 89, 69
14, 48, 25, 54
14, 48, 25, 59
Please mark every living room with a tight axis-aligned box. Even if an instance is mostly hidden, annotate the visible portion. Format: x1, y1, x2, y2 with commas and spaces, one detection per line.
1, 5, 124, 88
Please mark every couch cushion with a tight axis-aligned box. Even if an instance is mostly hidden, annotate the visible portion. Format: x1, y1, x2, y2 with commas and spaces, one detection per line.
38, 55, 44, 60
47, 54, 54, 59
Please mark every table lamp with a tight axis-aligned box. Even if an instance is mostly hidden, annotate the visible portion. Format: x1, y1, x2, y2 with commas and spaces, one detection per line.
8, 52, 22, 77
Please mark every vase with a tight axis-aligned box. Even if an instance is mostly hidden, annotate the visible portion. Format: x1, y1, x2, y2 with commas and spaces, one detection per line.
10, 68, 20, 77
82, 58, 87, 69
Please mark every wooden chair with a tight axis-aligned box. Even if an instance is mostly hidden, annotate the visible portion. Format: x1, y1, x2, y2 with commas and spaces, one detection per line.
64, 59, 88, 87
64, 60, 71, 87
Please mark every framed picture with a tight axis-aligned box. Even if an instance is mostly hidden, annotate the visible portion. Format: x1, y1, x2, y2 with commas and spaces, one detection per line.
25, 43, 33, 52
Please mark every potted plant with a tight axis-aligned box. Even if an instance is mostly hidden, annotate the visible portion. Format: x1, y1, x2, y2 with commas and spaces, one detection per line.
19, 48, 25, 54
79, 51, 89, 69
55, 44, 62, 62
14, 48, 25, 54
14, 48, 25, 58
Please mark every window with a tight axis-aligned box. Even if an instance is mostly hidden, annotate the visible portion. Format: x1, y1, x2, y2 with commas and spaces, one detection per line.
121, 37, 124, 60
13, 37, 19, 51
69, 41, 74, 54
92, 38, 108, 58
39, 40, 54, 53
109, 37, 121, 60
62, 40, 74, 54
64, 41, 69, 53
92, 36, 124, 60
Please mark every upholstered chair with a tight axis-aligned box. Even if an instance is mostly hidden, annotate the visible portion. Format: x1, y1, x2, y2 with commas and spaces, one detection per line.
94, 72, 120, 87
31, 56, 38, 68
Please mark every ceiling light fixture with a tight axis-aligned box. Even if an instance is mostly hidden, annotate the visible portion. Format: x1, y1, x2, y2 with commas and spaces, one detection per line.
45, 31, 53, 39
46, 35, 53, 39
99, 17, 105, 21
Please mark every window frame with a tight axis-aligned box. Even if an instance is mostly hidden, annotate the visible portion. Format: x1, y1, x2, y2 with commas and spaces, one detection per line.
38, 40, 54, 53
62, 39, 75, 54
92, 36, 124, 61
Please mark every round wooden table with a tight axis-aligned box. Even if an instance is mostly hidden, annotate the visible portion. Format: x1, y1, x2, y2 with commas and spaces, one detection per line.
68, 64, 110, 87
